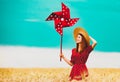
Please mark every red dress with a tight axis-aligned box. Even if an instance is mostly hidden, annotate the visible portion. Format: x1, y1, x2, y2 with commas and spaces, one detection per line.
69, 45, 93, 81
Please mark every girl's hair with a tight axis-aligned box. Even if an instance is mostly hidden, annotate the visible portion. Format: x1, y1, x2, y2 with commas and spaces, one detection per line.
76, 33, 88, 52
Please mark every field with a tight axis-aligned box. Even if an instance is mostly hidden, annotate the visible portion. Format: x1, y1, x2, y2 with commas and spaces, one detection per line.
0, 68, 120, 82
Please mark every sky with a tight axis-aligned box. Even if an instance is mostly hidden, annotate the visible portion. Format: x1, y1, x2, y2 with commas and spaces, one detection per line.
0, 0, 120, 52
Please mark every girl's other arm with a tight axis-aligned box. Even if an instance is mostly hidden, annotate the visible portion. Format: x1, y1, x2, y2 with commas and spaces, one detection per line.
60, 53, 73, 66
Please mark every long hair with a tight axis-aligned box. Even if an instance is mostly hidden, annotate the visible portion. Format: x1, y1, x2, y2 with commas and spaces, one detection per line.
76, 33, 88, 52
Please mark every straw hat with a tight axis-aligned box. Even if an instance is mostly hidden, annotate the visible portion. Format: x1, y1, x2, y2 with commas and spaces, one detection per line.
73, 27, 90, 46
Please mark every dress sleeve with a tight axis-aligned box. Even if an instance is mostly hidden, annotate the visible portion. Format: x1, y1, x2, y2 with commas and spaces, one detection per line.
86, 45, 93, 54
70, 49, 75, 65
70, 55, 75, 65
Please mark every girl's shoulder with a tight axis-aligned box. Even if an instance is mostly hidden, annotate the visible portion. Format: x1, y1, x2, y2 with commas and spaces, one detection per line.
72, 48, 76, 53
85, 45, 93, 53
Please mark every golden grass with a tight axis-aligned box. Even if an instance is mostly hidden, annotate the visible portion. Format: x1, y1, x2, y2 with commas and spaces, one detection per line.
0, 68, 120, 82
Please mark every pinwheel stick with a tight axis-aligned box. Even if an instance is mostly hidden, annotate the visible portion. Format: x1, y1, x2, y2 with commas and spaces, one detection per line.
60, 35, 63, 61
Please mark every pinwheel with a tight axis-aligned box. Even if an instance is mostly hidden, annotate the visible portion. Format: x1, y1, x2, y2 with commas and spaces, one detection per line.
46, 3, 79, 61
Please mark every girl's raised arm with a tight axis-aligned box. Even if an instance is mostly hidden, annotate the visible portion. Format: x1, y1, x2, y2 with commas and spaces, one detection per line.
89, 36, 97, 48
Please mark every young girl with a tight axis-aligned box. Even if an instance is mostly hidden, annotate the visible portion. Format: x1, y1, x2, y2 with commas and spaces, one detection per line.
60, 27, 97, 82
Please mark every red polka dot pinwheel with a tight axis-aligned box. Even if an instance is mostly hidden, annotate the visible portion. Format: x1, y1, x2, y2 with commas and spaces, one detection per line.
46, 3, 79, 61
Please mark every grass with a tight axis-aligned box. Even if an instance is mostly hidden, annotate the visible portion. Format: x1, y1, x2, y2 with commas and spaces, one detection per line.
0, 68, 120, 82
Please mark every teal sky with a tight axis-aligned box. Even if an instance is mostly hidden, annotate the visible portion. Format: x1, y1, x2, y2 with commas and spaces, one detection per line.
0, 0, 120, 52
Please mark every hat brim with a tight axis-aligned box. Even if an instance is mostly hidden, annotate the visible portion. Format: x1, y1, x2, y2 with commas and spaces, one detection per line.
73, 27, 90, 46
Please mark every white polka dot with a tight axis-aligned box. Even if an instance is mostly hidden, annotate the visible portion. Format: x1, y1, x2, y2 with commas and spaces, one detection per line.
61, 18, 64, 21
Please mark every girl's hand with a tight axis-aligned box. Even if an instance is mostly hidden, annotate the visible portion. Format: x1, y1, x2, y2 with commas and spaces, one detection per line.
59, 53, 64, 59
89, 36, 97, 48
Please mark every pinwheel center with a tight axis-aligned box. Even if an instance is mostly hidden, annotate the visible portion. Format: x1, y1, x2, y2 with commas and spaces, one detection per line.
61, 18, 64, 21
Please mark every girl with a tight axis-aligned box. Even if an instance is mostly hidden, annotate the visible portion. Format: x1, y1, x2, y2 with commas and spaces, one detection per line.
60, 27, 97, 82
